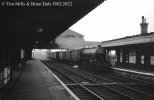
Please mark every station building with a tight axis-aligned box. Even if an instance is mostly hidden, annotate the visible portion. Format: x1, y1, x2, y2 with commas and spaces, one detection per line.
55, 29, 85, 49
101, 16, 154, 70
55, 29, 101, 50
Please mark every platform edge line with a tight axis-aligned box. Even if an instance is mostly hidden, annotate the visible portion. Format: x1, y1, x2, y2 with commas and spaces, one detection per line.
38, 60, 80, 100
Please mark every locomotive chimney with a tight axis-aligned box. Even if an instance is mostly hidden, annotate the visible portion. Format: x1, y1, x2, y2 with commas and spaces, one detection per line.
97, 45, 101, 48
140, 16, 148, 34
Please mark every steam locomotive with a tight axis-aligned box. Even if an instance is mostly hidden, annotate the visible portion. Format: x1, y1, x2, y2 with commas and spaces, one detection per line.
47, 45, 112, 74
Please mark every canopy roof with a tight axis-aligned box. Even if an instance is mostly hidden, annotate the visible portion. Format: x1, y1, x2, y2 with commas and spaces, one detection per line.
0, 0, 106, 49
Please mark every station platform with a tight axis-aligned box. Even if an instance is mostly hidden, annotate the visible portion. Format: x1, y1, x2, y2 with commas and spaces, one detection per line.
112, 65, 154, 82
2, 60, 78, 100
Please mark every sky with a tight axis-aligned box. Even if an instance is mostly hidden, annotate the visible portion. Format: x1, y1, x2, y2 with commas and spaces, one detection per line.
70, 0, 154, 42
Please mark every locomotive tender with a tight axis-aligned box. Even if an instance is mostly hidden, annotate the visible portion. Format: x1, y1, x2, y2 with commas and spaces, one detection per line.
47, 45, 112, 74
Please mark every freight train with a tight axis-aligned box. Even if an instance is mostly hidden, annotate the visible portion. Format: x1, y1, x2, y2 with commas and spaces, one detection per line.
47, 45, 112, 74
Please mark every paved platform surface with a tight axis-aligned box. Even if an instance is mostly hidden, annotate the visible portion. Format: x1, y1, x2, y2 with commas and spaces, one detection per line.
3, 60, 76, 100
112, 65, 154, 77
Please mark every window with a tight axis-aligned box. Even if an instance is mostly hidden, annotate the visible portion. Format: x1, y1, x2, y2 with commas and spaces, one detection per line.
120, 50, 122, 62
151, 56, 154, 65
129, 50, 136, 64
141, 55, 144, 64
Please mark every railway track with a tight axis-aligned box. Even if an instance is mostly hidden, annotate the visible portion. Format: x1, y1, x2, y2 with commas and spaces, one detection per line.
42, 61, 104, 100
67, 84, 103, 100
45, 60, 154, 100
42, 61, 133, 100
99, 74, 154, 96
102, 73, 153, 84
51, 61, 153, 84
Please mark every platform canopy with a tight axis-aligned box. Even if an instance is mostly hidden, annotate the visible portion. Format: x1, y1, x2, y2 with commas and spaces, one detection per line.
101, 32, 154, 48
0, 0, 106, 49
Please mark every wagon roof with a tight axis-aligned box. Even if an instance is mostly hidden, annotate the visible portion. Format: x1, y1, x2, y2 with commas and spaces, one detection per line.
82, 48, 97, 54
